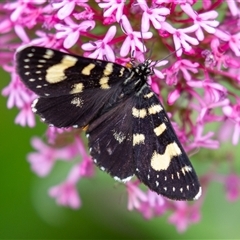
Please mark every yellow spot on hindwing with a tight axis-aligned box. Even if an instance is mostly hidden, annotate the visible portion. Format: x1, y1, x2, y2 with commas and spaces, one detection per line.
151, 142, 182, 171
133, 134, 145, 146
81, 63, 95, 75
148, 104, 163, 115
70, 83, 84, 94
154, 123, 167, 136
132, 107, 147, 118
46, 55, 78, 83
144, 92, 154, 99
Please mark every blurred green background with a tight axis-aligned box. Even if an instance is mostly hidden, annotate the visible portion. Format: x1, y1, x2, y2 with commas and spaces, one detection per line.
1, 67, 240, 239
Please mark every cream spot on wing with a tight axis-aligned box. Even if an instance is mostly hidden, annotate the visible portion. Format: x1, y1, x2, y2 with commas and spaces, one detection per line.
181, 166, 192, 175
148, 104, 163, 115
154, 123, 167, 136
70, 83, 84, 94
39, 59, 46, 63
133, 134, 145, 146
119, 67, 125, 77
81, 63, 95, 75
132, 107, 147, 118
103, 63, 113, 76
31, 98, 38, 112
71, 97, 84, 107
46, 55, 78, 83
113, 130, 126, 143
99, 76, 110, 89
193, 187, 202, 200
43, 49, 54, 59
143, 92, 154, 99
150, 142, 182, 171
114, 175, 133, 183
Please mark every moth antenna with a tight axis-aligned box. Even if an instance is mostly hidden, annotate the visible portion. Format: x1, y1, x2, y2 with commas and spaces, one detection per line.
147, 40, 155, 61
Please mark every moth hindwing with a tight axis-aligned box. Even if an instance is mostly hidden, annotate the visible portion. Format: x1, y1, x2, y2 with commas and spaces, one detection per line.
16, 46, 201, 201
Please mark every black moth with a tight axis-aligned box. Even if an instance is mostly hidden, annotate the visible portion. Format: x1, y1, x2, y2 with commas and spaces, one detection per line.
16, 46, 201, 201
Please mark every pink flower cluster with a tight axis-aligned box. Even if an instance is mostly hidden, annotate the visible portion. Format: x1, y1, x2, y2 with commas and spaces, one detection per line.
1, 0, 240, 232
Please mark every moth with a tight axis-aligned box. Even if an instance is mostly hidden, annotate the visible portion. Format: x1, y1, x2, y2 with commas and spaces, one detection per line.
16, 46, 201, 200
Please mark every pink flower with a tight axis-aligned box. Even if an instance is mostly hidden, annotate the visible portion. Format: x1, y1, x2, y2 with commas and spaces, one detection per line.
187, 78, 229, 121
75, 137, 94, 177
162, 22, 199, 56
28, 31, 63, 49
82, 25, 116, 62
46, 127, 72, 145
120, 15, 153, 57
2, 70, 29, 109
15, 96, 35, 127
55, 18, 95, 49
215, 29, 240, 57
52, 0, 88, 20
49, 164, 82, 209
126, 181, 148, 211
151, 60, 168, 79
98, 0, 126, 22
165, 59, 199, 86
225, 174, 240, 202
27, 137, 78, 176
188, 124, 219, 150
169, 201, 201, 232
226, 0, 240, 17
3, 0, 45, 22
137, 0, 170, 32
181, 3, 219, 41
222, 100, 240, 145
138, 190, 167, 219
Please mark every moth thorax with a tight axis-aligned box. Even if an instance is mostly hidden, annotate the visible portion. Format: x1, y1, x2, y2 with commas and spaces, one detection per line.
136, 61, 152, 77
